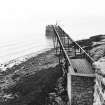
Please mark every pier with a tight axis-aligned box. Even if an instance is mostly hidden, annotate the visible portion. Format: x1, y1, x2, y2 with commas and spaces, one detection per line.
46, 25, 96, 105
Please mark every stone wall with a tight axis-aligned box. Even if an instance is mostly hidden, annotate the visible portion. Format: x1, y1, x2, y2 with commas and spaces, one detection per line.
93, 57, 105, 105
71, 75, 95, 105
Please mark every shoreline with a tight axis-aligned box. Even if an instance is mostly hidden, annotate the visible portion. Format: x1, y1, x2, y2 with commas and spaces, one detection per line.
0, 46, 63, 105
0, 47, 53, 71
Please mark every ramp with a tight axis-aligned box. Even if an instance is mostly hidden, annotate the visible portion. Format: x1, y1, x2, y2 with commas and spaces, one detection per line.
71, 59, 94, 74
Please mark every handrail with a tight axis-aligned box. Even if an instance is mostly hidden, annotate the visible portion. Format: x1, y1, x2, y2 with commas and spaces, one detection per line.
52, 25, 74, 69
73, 40, 94, 62
58, 25, 95, 63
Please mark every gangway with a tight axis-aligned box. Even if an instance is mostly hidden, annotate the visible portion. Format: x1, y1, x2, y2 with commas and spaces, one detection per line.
47, 25, 96, 105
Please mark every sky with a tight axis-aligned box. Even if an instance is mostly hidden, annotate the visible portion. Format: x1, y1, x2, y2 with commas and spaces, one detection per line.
0, 0, 105, 63
0, 0, 105, 42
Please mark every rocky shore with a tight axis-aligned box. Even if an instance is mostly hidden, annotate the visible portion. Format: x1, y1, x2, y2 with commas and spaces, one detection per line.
0, 48, 67, 105
76, 35, 105, 61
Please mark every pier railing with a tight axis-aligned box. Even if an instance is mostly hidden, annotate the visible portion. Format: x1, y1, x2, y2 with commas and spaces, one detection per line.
52, 25, 95, 71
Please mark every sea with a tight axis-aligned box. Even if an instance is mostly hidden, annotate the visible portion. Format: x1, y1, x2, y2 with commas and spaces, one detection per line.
0, 33, 53, 71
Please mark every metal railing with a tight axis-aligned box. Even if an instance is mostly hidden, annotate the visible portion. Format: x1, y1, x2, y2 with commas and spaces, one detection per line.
52, 25, 74, 73
57, 25, 95, 64
52, 25, 95, 72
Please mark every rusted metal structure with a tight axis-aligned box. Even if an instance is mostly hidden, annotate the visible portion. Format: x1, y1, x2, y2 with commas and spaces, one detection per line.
50, 25, 96, 105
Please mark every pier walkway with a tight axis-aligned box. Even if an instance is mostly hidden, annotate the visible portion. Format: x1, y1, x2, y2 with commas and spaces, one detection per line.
46, 25, 96, 105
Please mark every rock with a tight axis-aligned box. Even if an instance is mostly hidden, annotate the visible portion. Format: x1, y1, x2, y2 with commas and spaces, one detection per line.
76, 35, 105, 61
90, 45, 105, 61
93, 57, 105, 75
0, 49, 64, 105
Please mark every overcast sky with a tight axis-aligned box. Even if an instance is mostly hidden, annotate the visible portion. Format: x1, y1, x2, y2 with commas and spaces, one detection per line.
0, 0, 105, 43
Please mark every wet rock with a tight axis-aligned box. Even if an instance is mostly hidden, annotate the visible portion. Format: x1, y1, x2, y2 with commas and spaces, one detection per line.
0, 49, 63, 105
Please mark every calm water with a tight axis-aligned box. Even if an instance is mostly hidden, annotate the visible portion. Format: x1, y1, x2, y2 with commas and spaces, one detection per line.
0, 33, 53, 64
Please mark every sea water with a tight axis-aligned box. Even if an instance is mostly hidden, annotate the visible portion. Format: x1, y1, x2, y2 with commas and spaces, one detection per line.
0, 33, 53, 70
